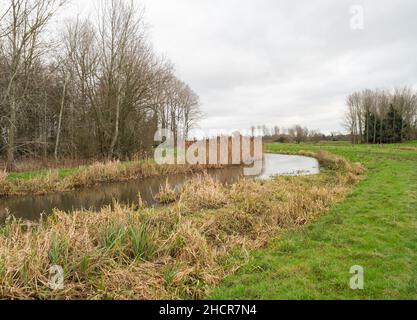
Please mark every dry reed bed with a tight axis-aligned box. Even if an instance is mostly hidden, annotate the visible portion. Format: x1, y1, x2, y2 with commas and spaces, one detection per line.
0, 161, 222, 197
0, 151, 364, 299
395, 146, 417, 151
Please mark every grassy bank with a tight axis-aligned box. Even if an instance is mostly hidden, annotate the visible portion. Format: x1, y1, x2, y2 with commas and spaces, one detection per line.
0, 151, 362, 299
0, 160, 221, 197
211, 142, 417, 299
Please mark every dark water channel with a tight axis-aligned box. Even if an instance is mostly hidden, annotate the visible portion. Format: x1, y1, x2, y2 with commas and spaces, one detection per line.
0, 154, 319, 223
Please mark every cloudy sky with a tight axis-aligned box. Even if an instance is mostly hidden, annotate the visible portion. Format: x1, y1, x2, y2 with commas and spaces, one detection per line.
70, 0, 417, 134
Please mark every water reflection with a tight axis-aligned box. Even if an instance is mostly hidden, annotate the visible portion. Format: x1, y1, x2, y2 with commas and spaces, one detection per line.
258, 154, 320, 179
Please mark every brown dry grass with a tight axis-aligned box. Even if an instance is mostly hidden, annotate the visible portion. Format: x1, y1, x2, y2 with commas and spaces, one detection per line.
0, 171, 10, 196
0, 151, 364, 300
396, 146, 417, 151
180, 174, 228, 211
155, 181, 179, 205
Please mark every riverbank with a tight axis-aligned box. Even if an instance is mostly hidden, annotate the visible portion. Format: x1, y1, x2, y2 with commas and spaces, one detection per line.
211, 141, 417, 299
0, 150, 363, 299
0, 160, 222, 197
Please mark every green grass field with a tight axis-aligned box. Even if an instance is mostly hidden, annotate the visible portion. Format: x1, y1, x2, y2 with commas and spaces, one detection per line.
211, 141, 417, 299
7, 167, 79, 182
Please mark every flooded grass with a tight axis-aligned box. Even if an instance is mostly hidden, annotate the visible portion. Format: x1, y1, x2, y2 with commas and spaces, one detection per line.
0, 151, 363, 299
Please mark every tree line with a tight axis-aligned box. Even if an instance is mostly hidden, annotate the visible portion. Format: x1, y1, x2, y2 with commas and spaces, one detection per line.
344, 87, 417, 144
251, 125, 342, 144
0, 0, 202, 171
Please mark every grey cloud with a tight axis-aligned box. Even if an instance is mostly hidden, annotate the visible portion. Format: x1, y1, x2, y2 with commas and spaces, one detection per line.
75, 0, 417, 134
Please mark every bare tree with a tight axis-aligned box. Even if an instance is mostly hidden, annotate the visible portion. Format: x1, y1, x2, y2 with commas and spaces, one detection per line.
0, 1, 203, 168
343, 87, 417, 144
288, 125, 308, 144
0, 0, 67, 171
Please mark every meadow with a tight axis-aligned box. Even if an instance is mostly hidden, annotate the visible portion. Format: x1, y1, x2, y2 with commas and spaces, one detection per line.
211, 141, 417, 299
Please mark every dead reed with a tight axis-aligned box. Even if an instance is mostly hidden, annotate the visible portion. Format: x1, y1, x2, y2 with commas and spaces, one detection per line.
155, 181, 179, 205
0, 171, 10, 196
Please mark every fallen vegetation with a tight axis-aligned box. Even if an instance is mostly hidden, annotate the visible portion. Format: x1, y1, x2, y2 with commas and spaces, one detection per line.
395, 146, 417, 151
0, 151, 364, 299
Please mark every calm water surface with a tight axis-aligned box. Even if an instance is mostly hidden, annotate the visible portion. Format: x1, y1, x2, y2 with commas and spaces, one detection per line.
0, 154, 319, 222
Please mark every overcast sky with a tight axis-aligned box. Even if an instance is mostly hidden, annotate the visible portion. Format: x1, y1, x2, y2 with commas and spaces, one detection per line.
70, 0, 417, 134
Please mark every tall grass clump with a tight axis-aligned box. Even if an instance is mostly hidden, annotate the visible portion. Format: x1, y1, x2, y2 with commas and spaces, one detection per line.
0, 171, 10, 196
229, 180, 273, 215
155, 182, 179, 205
180, 175, 228, 211
48, 234, 69, 266
128, 223, 157, 261
101, 222, 127, 252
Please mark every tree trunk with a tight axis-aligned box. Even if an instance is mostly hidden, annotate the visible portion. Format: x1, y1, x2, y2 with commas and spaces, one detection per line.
43, 95, 48, 165
55, 77, 68, 161
400, 118, 404, 143
6, 96, 16, 172
379, 117, 383, 144
358, 109, 363, 144
109, 92, 121, 159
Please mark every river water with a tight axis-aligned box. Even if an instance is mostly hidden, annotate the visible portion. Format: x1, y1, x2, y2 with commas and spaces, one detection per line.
0, 154, 319, 222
